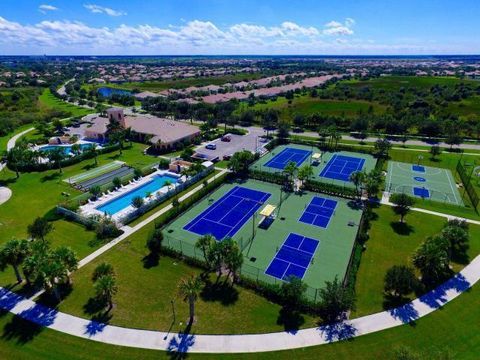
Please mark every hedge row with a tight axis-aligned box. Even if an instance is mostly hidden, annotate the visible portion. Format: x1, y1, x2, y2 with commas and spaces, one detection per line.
249, 169, 357, 199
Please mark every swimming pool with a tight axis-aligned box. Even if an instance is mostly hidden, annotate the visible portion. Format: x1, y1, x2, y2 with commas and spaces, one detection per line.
96, 174, 179, 215
39, 143, 94, 155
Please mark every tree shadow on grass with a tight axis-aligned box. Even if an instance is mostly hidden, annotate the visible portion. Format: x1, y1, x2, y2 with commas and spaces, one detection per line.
383, 293, 412, 312
2, 304, 58, 344
83, 297, 108, 316
82, 163, 97, 171
390, 221, 414, 236
0, 176, 18, 187
40, 172, 61, 183
276, 307, 305, 334
142, 252, 160, 269
199, 279, 239, 306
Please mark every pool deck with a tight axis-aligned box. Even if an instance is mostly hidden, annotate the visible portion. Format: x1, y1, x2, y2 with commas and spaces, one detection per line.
79, 170, 183, 223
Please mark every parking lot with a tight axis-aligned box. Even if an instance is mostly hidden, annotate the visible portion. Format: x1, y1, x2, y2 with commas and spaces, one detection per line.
194, 127, 269, 161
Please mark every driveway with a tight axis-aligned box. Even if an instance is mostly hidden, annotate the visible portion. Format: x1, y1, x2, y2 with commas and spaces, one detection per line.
194, 126, 269, 161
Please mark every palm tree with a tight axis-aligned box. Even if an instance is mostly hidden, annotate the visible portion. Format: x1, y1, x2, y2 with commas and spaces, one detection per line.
6, 146, 26, 178
27, 217, 53, 242
0, 239, 30, 283
349, 171, 365, 199
92, 262, 116, 282
283, 161, 298, 189
46, 148, 66, 173
88, 145, 98, 166
297, 165, 314, 187
195, 235, 215, 267
71, 143, 81, 156
178, 275, 202, 324
52, 246, 78, 285
94, 274, 118, 312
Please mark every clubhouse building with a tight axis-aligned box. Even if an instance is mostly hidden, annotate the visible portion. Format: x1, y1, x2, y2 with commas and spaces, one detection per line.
84, 108, 200, 151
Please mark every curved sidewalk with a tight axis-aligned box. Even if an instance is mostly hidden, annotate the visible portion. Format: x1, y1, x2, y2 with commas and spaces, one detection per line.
0, 255, 479, 354
6, 127, 35, 151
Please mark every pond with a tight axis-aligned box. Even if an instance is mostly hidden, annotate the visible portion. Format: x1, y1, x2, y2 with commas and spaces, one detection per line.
97, 87, 132, 98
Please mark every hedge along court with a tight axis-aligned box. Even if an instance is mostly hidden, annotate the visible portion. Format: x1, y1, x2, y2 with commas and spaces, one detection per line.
250, 144, 377, 188
386, 161, 464, 206
163, 179, 362, 300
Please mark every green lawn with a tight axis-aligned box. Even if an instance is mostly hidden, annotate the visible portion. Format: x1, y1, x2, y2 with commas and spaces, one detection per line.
0, 280, 478, 359
345, 75, 479, 91
238, 95, 386, 120
38, 89, 92, 118
353, 205, 480, 317
55, 223, 318, 334
0, 142, 156, 244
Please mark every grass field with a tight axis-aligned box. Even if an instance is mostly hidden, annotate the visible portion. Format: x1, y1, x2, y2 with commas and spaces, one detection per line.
0, 262, 478, 359
353, 205, 480, 317
0, 142, 156, 245
237, 95, 386, 120
55, 222, 318, 334
344, 76, 479, 91
251, 144, 377, 188
38, 89, 92, 118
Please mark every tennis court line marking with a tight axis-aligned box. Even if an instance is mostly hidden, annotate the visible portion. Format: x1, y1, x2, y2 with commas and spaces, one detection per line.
444, 168, 460, 205
319, 154, 365, 180
184, 187, 270, 238
184, 186, 241, 232
265, 234, 315, 281
265, 147, 311, 168
299, 196, 337, 229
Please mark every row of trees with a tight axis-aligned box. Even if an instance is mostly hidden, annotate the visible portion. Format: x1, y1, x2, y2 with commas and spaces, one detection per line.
384, 219, 470, 298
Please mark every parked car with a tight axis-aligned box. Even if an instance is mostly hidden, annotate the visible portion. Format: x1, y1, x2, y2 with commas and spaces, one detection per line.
221, 135, 232, 142
223, 154, 232, 160
206, 143, 217, 150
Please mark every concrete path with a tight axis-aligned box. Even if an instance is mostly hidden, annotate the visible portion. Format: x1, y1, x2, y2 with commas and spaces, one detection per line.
0, 254, 478, 353
0, 187, 12, 205
380, 193, 480, 226
6, 127, 35, 151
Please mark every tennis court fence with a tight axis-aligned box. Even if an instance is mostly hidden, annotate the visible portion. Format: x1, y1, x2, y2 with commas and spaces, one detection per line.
162, 232, 322, 302
456, 160, 479, 211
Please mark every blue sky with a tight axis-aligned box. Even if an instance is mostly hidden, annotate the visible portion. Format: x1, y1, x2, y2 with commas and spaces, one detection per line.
1, 0, 479, 55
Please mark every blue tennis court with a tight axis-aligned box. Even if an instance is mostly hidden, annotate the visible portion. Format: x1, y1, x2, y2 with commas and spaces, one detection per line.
264, 147, 312, 170
183, 186, 271, 240
265, 233, 319, 281
319, 154, 365, 182
413, 187, 430, 198
299, 196, 337, 228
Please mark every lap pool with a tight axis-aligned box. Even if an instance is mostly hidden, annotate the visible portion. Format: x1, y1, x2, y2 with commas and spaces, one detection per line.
96, 174, 179, 215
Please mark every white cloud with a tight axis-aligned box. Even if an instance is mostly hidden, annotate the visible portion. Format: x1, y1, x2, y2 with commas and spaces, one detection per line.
84, 4, 126, 17
323, 18, 355, 36
39, 4, 58, 14
2, 15, 462, 55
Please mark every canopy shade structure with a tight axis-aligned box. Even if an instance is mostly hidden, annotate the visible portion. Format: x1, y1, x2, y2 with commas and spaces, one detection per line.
312, 153, 322, 160
260, 204, 276, 217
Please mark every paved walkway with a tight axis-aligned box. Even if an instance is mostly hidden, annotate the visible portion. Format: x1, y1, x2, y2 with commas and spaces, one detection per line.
380, 192, 480, 226
0, 254, 478, 353
6, 127, 35, 151
0, 187, 12, 205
